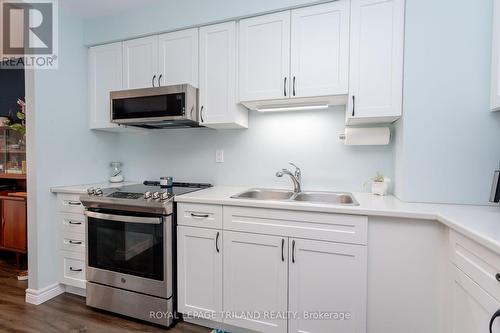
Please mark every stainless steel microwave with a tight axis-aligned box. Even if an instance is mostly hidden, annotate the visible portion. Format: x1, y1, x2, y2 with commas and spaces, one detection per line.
110, 84, 200, 129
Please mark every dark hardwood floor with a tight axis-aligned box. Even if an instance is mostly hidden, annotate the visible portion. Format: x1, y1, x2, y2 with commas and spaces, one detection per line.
0, 254, 210, 333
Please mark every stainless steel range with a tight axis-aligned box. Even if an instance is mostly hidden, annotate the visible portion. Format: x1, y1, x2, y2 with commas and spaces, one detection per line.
80, 181, 210, 327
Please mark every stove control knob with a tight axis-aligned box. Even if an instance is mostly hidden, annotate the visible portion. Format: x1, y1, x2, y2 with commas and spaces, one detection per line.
94, 188, 103, 196
152, 192, 160, 200
160, 192, 169, 201
87, 187, 95, 195
144, 191, 152, 199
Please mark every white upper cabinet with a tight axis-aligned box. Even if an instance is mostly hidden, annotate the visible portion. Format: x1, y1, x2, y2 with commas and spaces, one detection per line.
122, 36, 159, 89
290, 1, 350, 98
88, 43, 122, 130
491, 0, 500, 111
199, 22, 248, 129
238, 11, 291, 101
158, 28, 199, 87
223, 231, 288, 333
346, 0, 405, 125
177, 226, 222, 321
288, 238, 367, 333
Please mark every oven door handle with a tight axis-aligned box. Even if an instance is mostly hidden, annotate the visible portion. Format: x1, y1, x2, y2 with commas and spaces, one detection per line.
84, 211, 162, 224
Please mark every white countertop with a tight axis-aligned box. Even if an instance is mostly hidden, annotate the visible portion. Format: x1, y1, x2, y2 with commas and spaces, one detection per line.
50, 181, 140, 194
175, 186, 500, 254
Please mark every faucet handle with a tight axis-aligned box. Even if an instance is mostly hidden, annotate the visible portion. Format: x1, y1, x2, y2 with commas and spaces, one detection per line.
289, 162, 301, 179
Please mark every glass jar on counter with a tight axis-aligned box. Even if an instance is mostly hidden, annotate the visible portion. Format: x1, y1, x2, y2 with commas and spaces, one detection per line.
109, 162, 124, 183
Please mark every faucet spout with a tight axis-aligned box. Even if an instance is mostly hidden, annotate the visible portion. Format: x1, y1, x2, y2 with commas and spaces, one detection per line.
276, 167, 302, 193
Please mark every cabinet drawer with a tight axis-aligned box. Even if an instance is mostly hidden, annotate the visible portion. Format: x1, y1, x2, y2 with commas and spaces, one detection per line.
177, 203, 223, 229
57, 194, 84, 214
59, 212, 85, 234
61, 251, 86, 289
450, 230, 500, 302
224, 206, 367, 245
60, 232, 86, 254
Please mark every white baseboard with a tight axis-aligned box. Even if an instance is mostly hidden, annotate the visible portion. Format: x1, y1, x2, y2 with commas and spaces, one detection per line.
25, 283, 65, 305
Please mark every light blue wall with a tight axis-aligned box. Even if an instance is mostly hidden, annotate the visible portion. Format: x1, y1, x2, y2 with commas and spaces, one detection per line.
117, 109, 393, 192
394, 0, 500, 204
29, 9, 119, 290
83, 0, 327, 45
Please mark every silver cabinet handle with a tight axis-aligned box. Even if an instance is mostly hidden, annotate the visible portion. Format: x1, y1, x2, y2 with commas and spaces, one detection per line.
200, 106, 204, 123
284, 77, 287, 97
158, 74, 163, 87
68, 221, 82, 225
293, 76, 296, 96
216, 232, 220, 253
67, 201, 81, 206
191, 213, 209, 219
281, 238, 285, 262
69, 240, 82, 245
292, 240, 296, 263
69, 267, 83, 272
152, 75, 156, 87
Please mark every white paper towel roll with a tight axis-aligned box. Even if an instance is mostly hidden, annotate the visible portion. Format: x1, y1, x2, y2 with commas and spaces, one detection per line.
340, 127, 391, 145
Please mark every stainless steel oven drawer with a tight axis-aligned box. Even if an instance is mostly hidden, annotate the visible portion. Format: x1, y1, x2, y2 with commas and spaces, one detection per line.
86, 282, 173, 327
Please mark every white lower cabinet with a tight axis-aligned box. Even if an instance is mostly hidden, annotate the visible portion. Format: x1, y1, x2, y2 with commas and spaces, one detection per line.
177, 205, 368, 333
223, 231, 288, 333
288, 238, 367, 333
177, 226, 223, 320
450, 266, 500, 333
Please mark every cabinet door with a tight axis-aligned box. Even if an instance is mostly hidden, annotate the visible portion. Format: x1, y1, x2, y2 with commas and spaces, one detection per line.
199, 22, 247, 128
239, 11, 291, 102
177, 226, 222, 320
450, 266, 500, 333
123, 36, 158, 89
347, 0, 405, 123
491, 0, 500, 111
290, 1, 350, 98
223, 231, 288, 333
88, 42, 122, 130
289, 238, 367, 333
158, 28, 198, 87
1, 198, 27, 252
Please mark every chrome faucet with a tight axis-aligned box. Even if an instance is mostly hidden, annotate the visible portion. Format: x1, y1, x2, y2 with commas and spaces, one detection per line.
276, 163, 302, 193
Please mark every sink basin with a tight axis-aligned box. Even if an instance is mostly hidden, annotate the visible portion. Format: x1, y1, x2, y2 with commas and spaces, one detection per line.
231, 188, 295, 200
292, 191, 359, 206
231, 189, 359, 206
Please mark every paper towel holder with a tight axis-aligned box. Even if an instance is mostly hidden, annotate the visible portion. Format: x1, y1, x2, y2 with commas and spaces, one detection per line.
339, 127, 391, 146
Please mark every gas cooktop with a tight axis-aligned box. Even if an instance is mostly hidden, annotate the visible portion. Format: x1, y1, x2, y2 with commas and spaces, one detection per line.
80, 181, 211, 215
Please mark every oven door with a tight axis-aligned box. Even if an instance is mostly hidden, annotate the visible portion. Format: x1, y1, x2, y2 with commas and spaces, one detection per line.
85, 211, 172, 299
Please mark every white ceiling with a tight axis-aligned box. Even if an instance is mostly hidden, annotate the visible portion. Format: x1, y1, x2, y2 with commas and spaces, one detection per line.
59, 0, 162, 19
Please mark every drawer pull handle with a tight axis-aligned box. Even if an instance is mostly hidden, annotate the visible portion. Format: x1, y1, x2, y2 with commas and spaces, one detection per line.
216, 232, 220, 253
292, 240, 296, 263
496, 273, 500, 283
490, 309, 500, 333
69, 240, 83, 245
69, 267, 83, 272
191, 213, 209, 219
68, 221, 82, 225
67, 201, 81, 206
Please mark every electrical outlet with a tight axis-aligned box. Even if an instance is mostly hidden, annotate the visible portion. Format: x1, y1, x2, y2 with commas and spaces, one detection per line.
215, 150, 224, 163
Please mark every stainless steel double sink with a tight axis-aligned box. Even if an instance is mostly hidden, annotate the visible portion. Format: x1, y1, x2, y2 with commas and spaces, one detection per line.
231, 188, 359, 206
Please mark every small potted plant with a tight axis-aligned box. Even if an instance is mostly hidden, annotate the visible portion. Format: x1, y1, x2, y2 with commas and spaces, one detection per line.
368, 172, 391, 196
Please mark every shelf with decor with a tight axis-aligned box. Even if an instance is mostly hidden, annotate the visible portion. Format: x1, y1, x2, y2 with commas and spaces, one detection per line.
0, 127, 26, 177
